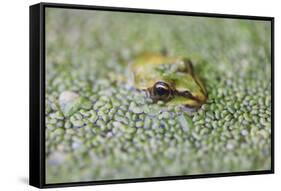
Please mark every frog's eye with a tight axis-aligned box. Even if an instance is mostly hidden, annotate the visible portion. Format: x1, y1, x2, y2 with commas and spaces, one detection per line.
153, 81, 171, 97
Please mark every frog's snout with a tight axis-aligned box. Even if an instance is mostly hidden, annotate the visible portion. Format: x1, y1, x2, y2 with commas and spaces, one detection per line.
195, 91, 208, 104
189, 91, 207, 108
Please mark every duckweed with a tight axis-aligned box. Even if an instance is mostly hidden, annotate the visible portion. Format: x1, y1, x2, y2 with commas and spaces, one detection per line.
45, 9, 272, 183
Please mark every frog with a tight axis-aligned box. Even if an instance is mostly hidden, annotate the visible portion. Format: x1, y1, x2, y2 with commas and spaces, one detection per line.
128, 52, 207, 109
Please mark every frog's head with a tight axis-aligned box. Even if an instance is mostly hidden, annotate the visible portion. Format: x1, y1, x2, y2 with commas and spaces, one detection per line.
145, 59, 207, 108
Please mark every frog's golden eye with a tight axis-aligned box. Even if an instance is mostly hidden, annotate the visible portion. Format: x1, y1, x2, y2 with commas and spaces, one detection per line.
153, 81, 171, 97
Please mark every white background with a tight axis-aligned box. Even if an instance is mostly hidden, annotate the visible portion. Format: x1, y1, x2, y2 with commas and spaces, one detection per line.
0, 0, 279, 190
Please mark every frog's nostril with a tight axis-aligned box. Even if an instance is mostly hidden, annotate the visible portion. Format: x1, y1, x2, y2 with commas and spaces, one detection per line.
182, 91, 193, 98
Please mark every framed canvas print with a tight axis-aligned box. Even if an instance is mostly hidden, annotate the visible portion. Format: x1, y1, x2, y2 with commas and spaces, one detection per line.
29, 2, 274, 188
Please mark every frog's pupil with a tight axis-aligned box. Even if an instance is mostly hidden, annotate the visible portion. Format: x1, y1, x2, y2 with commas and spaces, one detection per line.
156, 86, 168, 96
154, 82, 169, 96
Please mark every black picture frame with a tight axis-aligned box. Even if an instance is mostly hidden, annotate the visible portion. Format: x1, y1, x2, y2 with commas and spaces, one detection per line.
30, 2, 274, 189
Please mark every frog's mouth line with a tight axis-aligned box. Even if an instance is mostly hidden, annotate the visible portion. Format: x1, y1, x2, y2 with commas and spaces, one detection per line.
176, 91, 206, 108
175, 91, 199, 101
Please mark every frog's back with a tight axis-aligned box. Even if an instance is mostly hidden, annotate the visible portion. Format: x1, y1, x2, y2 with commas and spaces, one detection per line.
130, 53, 176, 89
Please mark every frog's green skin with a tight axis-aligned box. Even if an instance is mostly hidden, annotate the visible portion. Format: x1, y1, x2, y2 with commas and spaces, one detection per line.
129, 53, 207, 108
